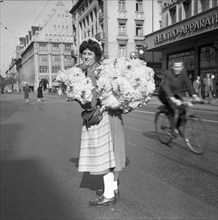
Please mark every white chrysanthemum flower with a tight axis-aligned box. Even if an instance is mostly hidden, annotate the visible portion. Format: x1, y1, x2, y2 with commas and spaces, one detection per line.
56, 67, 94, 104
95, 57, 155, 112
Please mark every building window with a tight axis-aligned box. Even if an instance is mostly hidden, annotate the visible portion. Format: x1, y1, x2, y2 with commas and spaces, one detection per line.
136, 0, 143, 12
119, 44, 126, 57
166, 13, 168, 27
118, 24, 126, 36
183, 0, 191, 18
169, 7, 176, 24
178, 6, 182, 21
65, 44, 71, 51
136, 24, 143, 37
39, 66, 48, 73
52, 55, 60, 62
200, 0, 210, 12
39, 54, 48, 62
39, 43, 47, 50
54, 25, 56, 28
65, 55, 72, 61
119, 0, 126, 11
65, 66, 73, 70
54, 34, 57, 40
52, 43, 59, 51
52, 66, 61, 73
212, 0, 218, 7
45, 34, 48, 40
49, 34, 52, 40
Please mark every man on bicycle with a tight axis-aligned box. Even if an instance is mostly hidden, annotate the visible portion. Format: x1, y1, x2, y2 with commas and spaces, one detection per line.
158, 59, 200, 138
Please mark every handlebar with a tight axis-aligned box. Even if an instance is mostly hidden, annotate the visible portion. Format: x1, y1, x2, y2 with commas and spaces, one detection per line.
177, 100, 202, 108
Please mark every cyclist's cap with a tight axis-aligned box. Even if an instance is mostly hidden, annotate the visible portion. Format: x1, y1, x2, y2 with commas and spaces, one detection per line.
172, 59, 184, 69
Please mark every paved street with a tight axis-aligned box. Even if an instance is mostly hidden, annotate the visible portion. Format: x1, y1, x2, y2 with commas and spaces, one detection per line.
1, 93, 218, 220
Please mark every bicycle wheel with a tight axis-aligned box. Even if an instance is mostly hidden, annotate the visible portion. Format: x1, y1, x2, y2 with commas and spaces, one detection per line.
183, 115, 207, 154
155, 110, 172, 144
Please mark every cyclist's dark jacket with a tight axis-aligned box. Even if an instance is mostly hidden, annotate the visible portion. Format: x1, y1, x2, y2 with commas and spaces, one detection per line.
158, 68, 195, 100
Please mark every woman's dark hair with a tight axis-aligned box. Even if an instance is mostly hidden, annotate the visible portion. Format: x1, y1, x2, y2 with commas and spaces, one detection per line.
79, 39, 102, 61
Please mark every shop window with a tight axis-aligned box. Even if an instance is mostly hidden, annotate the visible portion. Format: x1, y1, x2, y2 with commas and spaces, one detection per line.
169, 7, 176, 24
183, 0, 191, 18
119, 44, 127, 57
136, 24, 143, 37
200, 46, 218, 69
118, 0, 126, 11
136, 0, 143, 12
118, 23, 126, 36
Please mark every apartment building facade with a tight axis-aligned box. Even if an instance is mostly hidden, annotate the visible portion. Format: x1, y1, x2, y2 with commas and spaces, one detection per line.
70, 0, 162, 74
144, 0, 218, 94
16, 0, 74, 91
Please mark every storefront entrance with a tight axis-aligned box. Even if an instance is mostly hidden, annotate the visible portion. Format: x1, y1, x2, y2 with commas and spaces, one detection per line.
39, 78, 49, 91
200, 44, 218, 96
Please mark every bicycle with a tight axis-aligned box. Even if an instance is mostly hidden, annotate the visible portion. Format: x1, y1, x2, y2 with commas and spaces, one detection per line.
154, 101, 207, 155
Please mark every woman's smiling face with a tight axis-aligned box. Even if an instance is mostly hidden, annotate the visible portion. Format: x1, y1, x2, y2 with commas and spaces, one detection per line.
82, 49, 96, 67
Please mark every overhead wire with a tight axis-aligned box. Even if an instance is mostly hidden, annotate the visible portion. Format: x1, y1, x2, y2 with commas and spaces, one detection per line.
32, 0, 50, 26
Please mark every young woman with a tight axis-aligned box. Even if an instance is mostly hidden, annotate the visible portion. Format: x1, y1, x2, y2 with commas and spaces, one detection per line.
77, 39, 126, 207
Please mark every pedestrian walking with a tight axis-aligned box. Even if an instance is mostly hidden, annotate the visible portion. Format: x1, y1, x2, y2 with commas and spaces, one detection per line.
203, 73, 213, 104
23, 82, 30, 103
193, 76, 202, 98
37, 83, 43, 102
77, 39, 126, 207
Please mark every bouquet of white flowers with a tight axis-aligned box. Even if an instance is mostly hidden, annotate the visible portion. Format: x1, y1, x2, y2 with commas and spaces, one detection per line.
56, 67, 94, 104
95, 57, 155, 112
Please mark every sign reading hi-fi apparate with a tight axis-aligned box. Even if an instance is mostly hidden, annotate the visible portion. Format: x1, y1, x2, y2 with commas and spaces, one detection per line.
154, 11, 218, 46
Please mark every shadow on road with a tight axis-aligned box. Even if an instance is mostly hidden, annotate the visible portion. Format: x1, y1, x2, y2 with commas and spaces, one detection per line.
0, 159, 83, 220
70, 157, 131, 192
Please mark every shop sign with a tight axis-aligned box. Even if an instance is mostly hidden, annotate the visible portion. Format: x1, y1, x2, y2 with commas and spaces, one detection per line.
162, 0, 180, 11
154, 12, 218, 45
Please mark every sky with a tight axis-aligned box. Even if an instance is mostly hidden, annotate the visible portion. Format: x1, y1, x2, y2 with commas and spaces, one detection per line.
0, 0, 72, 75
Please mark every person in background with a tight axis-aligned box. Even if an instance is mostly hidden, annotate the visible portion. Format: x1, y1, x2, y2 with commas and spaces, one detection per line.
23, 82, 30, 103
193, 76, 202, 98
203, 73, 213, 104
37, 83, 43, 102
158, 59, 200, 138
77, 39, 125, 207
